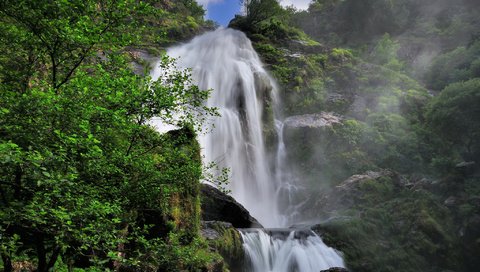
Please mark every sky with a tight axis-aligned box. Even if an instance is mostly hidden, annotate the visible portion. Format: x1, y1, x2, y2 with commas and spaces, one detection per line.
197, 0, 312, 26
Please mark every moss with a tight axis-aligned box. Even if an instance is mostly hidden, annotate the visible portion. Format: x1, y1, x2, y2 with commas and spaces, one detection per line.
141, 126, 225, 271
331, 48, 354, 61
202, 222, 244, 271
211, 225, 244, 260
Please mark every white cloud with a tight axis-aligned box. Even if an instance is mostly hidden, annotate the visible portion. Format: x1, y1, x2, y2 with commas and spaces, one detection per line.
280, 0, 311, 10
197, 0, 224, 6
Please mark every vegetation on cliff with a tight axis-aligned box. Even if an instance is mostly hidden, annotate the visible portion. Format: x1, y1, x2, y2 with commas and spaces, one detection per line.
232, 0, 480, 271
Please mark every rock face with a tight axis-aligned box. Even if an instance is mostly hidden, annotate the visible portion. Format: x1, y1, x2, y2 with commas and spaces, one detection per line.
284, 112, 342, 129
286, 40, 326, 54
127, 48, 157, 76
200, 184, 262, 228
282, 112, 343, 174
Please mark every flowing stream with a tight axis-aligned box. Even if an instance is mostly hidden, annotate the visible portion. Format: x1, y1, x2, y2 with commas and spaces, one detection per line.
151, 28, 345, 272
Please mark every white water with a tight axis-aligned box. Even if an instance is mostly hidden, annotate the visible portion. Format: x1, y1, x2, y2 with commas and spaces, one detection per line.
241, 229, 345, 272
151, 28, 344, 271
156, 28, 278, 226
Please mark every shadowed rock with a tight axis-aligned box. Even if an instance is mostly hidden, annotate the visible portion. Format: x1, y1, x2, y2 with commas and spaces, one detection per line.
201, 184, 263, 228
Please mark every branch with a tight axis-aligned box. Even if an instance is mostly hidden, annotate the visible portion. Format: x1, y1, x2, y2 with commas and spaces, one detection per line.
46, 246, 61, 271
125, 114, 147, 157
54, 21, 114, 90
54, 43, 94, 90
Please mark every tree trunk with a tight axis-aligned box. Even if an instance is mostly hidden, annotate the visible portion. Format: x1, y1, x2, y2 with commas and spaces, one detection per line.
36, 236, 47, 272
113, 223, 129, 272
14, 166, 22, 199
1, 253, 13, 272
46, 246, 61, 271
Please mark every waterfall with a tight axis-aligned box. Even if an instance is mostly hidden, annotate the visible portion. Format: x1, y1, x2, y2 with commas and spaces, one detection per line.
151, 28, 345, 271
159, 28, 278, 226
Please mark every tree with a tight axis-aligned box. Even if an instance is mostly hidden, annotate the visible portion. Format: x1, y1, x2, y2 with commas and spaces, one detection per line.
369, 34, 404, 71
426, 40, 480, 91
0, 0, 154, 91
426, 78, 480, 161
241, 0, 284, 26
0, 1, 217, 271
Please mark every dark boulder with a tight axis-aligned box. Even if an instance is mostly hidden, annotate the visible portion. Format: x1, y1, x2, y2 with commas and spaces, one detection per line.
201, 184, 262, 228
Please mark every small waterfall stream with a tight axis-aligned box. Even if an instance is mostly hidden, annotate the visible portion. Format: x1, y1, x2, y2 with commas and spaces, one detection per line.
241, 229, 345, 272
151, 28, 345, 271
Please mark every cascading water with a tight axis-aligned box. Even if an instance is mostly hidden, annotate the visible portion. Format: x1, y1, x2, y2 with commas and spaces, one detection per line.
160, 28, 278, 226
241, 229, 345, 272
151, 28, 344, 271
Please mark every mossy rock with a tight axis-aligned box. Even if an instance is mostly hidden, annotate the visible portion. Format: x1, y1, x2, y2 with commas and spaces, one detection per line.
201, 221, 244, 272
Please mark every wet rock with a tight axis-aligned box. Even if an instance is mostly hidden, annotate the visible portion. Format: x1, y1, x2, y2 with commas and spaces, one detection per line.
327, 93, 346, 103
254, 71, 274, 98
201, 221, 233, 240
281, 112, 348, 190
326, 93, 351, 112
282, 112, 344, 175
201, 184, 262, 228
320, 268, 348, 272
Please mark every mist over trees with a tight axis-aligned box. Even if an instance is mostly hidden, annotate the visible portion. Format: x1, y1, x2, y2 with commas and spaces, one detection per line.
231, 0, 480, 271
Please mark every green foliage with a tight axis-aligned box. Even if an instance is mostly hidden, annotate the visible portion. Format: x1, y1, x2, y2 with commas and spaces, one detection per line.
240, 0, 284, 27
318, 177, 460, 272
0, 0, 155, 90
425, 40, 480, 90
232, 0, 315, 45
426, 78, 480, 162
246, 1, 480, 271
0, 1, 219, 271
331, 48, 353, 61
369, 34, 404, 71
156, 233, 222, 272
202, 161, 232, 194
